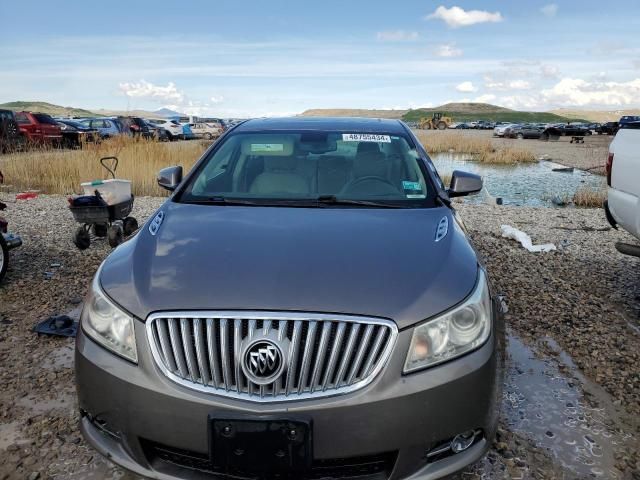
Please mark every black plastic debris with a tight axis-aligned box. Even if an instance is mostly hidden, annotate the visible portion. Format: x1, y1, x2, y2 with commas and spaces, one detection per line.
34, 315, 78, 338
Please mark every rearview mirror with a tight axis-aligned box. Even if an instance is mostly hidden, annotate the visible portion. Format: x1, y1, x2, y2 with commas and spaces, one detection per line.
447, 170, 483, 197
157, 166, 183, 191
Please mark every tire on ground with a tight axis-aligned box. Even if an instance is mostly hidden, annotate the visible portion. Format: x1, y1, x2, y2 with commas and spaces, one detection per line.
0, 234, 8, 282
73, 226, 91, 250
107, 225, 124, 248
123, 217, 139, 237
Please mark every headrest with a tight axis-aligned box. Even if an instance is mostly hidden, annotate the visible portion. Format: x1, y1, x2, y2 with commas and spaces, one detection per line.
353, 149, 387, 178
264, 156, 297, 171
356, 142, 381, 155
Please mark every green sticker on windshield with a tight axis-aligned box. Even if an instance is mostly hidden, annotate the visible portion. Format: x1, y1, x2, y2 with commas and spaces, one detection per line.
251, 143, 284, 153
402, 180, 421, 191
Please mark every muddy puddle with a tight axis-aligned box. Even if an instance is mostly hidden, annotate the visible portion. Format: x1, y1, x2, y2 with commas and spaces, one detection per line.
498, 331, 637, 478
431, 153, 605, 207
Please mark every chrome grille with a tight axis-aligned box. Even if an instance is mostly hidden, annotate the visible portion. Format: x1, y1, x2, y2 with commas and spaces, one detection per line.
146, 311, 397, 402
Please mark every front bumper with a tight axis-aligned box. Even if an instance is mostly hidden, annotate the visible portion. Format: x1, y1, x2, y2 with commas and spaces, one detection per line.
76, 315, 503, 480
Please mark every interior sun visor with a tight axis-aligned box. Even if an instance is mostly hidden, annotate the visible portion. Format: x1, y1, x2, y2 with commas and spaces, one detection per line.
241, 135, 295, 156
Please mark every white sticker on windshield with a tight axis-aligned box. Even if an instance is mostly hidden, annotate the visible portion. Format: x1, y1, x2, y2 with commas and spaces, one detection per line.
251, 143, 284, 153
342, 133, 391, 143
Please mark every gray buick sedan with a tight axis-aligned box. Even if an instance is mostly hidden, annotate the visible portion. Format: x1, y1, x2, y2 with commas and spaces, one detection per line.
76, 117, 503, 480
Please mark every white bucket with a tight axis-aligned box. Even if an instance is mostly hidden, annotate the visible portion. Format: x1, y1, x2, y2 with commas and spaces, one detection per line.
81, 179, 132, 205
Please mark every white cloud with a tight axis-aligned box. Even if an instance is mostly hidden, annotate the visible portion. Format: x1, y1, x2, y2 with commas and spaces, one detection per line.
456, 81, 478, 93
474, 94, 497, 103
484, 77, 531, 91
118, 79, 184, 103
433, 43, 463, 57
540, 64, 560, 78
210, 95, 224, 103
426, 6, 503, 28
541, 77, 640, 107
376, 30, 420, 42
540, 4, 558, 17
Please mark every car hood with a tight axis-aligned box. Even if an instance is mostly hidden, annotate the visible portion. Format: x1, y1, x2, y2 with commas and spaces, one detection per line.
100, 202, 479, 329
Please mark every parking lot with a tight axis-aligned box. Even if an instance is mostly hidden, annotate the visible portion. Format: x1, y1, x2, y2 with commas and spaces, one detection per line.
0, 148, 638, 478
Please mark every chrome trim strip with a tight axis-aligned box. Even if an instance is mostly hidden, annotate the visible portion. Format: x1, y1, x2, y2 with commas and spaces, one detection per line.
146, 311, 398, 403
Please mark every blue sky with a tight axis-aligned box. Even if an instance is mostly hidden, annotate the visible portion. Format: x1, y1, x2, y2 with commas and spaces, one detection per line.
1, 1, 639, 116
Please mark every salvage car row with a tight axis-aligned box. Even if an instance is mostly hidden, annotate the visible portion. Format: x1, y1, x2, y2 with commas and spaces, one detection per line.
0, 109, 228, 153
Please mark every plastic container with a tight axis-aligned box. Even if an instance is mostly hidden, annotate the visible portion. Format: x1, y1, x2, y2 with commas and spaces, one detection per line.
81, 179, 131, 206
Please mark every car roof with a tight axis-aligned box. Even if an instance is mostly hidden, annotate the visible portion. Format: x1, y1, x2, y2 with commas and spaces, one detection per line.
234, 117, 407, 134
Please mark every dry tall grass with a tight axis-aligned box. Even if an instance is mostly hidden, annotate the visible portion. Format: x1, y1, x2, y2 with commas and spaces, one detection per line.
415, 131, 536, 164
572, 185, 607, 208
0, 137, 209, 197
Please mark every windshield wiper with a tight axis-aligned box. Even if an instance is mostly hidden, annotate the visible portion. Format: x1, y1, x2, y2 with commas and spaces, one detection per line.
315, 195, 405, 208
188, 196, 275, 206
187, 196, 314, 207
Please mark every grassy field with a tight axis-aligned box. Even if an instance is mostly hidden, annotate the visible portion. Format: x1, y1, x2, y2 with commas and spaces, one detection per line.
415, 131, 536, 164
0, 137, 208, 197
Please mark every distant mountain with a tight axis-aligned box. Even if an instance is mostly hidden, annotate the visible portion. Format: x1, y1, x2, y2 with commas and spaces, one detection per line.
550, 108, 640, 123
301, 103, 586, 123
0, 101, 97, 117
301, 108, 407, 119
154, 107, 185, 117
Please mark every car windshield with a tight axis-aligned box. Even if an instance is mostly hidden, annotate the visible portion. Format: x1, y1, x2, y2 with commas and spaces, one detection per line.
179, 131, 436, 208
33, 113, 57, 125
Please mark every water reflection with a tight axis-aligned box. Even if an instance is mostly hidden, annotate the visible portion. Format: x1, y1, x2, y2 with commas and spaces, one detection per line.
432, 153, 605, 207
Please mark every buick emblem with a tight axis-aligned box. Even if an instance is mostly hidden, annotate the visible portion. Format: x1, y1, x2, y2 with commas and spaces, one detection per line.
241, 338, 286, 385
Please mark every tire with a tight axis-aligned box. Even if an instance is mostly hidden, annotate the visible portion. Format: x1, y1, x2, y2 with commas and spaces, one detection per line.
205, 132, 213, 140
437, 121, 447, 130
107, 225, 124, 248
425, 123, 432, 130
516, 133, 524, 139
73, 226, 91, 250
123, 217, 139, 237
92, 223, 108, 237
585, 130, 592, 136
0, 234, 8, 282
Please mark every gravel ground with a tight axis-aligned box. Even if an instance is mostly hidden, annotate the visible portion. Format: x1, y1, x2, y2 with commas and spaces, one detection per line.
0, 194, 638, 479
418, 129, 613, 173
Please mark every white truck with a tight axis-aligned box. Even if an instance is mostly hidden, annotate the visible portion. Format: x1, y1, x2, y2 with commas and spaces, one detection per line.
604, 122, 640, 257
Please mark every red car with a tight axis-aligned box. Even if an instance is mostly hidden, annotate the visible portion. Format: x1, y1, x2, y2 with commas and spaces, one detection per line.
15, 111, 62, 145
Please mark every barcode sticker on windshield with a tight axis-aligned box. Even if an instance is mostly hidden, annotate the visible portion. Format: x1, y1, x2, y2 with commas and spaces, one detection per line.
342, 133, 391, 143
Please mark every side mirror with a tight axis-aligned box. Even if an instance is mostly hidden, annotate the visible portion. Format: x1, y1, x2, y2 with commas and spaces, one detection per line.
157, 166, 183, 191
447, 170, 483, 197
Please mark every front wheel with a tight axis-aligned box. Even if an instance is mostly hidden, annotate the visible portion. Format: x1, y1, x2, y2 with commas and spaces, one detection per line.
0, 235, 8, 282
205, 132, 213, 140
437, 121, 447, 130
108, 225, 124, 248
516, 133, 524, 139
123, 217, 139, 236
73, 226, 91, 250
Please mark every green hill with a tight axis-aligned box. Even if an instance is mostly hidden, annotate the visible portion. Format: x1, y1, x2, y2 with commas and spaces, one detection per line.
0, 101, 98, 117
402, 103, 584, 123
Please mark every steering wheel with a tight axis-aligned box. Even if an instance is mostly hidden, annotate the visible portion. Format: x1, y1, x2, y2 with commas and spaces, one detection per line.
341, 176, 399, 195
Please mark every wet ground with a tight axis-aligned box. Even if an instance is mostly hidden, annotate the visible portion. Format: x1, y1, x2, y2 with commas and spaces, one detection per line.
1, 195, 638, 479
431, 153, 605, 207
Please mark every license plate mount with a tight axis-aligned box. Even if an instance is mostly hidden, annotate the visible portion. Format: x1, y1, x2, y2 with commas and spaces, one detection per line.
209, 414, 312, 473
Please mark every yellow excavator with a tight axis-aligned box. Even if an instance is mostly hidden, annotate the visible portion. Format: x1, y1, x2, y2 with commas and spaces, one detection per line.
418, 112, 452, 130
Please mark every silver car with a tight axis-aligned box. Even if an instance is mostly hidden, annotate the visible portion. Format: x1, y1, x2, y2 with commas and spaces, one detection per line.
76, 117, 503, 480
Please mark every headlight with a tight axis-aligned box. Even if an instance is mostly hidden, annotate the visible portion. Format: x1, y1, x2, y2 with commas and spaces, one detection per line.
81, 271, 138, 363
404, 269, 491, 373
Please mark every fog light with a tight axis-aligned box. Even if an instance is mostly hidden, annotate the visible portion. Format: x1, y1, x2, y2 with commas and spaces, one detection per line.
450, 431, 476, 453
